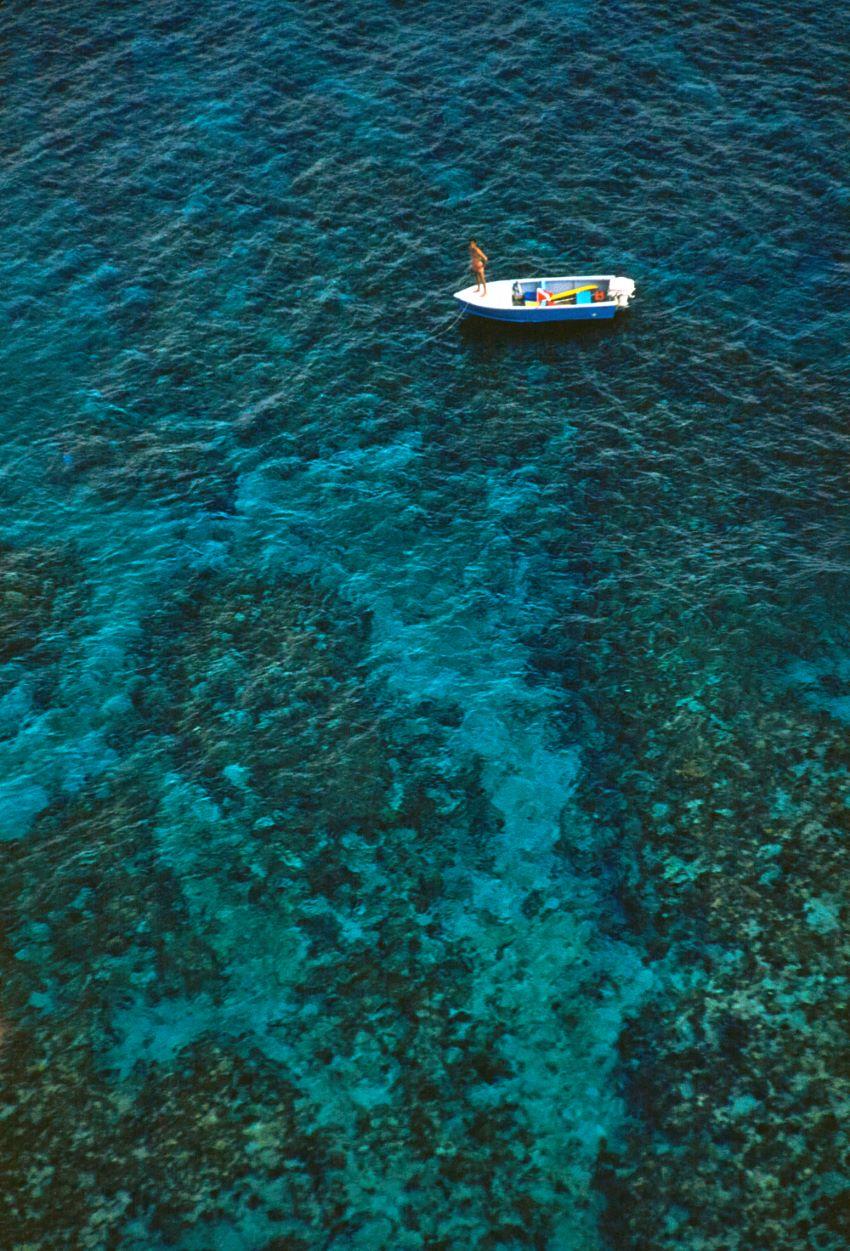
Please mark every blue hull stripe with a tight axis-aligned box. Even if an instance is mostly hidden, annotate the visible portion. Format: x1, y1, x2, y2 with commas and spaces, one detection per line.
456, 301, 618, 323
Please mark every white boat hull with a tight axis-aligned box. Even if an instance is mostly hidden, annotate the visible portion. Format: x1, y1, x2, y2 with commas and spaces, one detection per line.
453, 275, 635, 324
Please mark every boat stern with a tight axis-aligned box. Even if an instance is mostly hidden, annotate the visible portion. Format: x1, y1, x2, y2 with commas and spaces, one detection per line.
609, 276, 636, 308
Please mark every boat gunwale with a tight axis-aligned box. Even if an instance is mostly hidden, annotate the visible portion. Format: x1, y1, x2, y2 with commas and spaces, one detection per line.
453, 274, 631, 312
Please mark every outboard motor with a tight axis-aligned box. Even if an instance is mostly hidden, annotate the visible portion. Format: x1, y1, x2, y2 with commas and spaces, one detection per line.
609, 277, 636, 308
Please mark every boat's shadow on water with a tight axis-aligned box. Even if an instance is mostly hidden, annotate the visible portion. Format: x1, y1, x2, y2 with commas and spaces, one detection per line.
457, 311, 635, 358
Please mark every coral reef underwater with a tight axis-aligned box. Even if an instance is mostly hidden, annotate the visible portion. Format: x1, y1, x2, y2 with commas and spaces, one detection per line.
1, 0, 849, 1248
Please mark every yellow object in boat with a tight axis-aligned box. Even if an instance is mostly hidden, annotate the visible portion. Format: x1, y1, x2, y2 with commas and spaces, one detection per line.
549, 285, 598, 303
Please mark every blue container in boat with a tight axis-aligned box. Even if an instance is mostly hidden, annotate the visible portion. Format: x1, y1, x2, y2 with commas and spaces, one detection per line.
576, 289, 592, 304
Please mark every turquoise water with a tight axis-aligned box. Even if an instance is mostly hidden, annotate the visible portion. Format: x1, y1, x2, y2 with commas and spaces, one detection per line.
1, 2, 849, 1248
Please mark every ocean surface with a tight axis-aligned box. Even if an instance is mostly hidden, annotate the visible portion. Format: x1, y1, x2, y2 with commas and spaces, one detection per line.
1, 2, 849, 1248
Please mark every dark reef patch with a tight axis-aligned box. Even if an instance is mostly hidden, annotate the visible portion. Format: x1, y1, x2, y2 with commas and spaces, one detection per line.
0, 568, 572, 1249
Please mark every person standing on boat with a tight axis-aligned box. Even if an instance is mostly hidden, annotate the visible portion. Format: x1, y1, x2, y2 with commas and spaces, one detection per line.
469, 239, 488, 295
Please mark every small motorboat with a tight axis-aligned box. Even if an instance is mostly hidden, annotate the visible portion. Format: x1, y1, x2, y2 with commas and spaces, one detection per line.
453, 274, 636, 324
